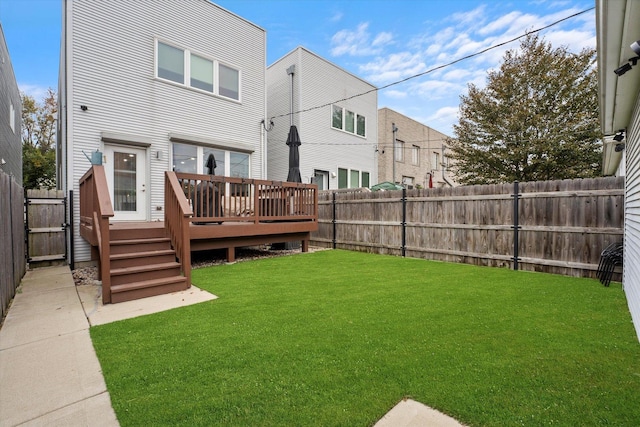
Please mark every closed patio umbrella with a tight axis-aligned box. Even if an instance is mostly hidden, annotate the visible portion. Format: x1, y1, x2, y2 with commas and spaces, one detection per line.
206, 153, 217, 175
286, 125, 302, 183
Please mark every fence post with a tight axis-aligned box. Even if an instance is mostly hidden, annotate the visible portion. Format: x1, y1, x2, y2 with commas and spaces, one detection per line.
69, 190, 74, 270
401, 188, 406, 257
511, 181, 521, 270
332, 191, 337, 249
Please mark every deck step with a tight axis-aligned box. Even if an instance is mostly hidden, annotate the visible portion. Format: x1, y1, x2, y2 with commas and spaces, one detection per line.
110, 249, 176, 269
110, 275, 188, 304
110, 237, 172, 254
110, 261, 182, 286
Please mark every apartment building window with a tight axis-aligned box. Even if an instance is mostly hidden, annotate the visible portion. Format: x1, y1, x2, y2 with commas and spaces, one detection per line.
331, 105, 366, 137
338, 168, 348, 189
362, 171, 370, 188
157, 40, 240, 100
350, 169, 360, 188
395, 139, 405, 162
412, 145, 420, 165
432, 152, 440, 170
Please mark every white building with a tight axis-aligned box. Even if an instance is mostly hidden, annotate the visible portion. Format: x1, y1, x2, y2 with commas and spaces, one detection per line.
58, 0, 267, 263
597, 0, 640, 340
266, 47, 378, 190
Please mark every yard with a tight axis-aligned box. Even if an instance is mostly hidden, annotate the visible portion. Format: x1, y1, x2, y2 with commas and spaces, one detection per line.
90, 250, 640, 426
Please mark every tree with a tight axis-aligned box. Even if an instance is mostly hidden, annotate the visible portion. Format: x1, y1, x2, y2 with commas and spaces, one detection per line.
447, 34, 601, 185
22, 89, 57, 189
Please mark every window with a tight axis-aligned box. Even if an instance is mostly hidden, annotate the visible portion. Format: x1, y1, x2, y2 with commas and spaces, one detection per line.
331, 105, 366, 137
190, 53, 213, 92
432, 152, 440, 170
395, 139, 405, 162
356, 114, 366, 137
157, 42, 184, 84
345, 110, 355, 133
9, 103, 15, 133
362, 171, 370, 188
172, 143, 248, 177
157, 40, 240, 100
219, 64, 239, 100
350, 169, 359, 188
172, 143, 197, 173
412, 145, 420, 165
230, 152, 249, 177
203, 148, 225, 175
338, 168, 348, 189
332, 105, 343, 130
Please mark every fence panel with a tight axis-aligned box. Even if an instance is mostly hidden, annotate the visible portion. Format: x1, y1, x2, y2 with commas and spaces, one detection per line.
0, 171, 25, 319
26, 189, 67, 267
312, 177, 624, 279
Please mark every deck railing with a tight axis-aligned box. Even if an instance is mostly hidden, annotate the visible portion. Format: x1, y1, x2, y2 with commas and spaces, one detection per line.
174, 173, 318, 224
164, 171, 193, 286
79, 165, 114, 303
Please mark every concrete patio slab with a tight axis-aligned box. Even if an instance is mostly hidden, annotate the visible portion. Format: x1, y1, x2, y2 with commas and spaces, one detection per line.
77, 283, 218, 326
0, 330, 110, 427
18, 265, 76, 293
374, 399, 466, 427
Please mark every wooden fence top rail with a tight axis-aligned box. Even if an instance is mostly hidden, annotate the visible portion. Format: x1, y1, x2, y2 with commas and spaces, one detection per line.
319, 188, 624, 205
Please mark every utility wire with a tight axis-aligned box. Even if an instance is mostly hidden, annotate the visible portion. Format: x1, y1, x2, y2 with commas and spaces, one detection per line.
268, 7, 595, 121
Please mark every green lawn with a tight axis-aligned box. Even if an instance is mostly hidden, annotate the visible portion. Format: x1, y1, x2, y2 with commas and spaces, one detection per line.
90, 250, 640, 426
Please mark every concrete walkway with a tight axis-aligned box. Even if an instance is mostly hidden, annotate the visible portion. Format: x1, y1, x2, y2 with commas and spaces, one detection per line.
0, 265, 465, 427
0, 266, 119, 426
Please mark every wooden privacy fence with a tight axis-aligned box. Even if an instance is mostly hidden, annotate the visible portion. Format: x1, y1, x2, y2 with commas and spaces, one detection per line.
312, 177, 624, 279
0, 171, 25, 319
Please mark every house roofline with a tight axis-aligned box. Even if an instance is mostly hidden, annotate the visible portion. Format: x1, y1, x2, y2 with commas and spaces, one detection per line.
268, 45, 377, 90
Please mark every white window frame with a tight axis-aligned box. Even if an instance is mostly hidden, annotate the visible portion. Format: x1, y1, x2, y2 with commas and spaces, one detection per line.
412, 145, 420, 165
9, 102, 15, 133
331, 105, 366, 138
395, 139, 405, 162
432, 152, 440, 171
155, 39, 241, 102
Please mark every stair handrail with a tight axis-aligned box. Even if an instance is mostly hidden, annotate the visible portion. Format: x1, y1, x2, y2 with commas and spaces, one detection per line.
79, 165, 114, 303
164, 171, 193, 286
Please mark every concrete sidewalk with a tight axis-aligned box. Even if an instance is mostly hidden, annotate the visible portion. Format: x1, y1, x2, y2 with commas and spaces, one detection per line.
0, 266, 119, 427
0, 265, 465, 427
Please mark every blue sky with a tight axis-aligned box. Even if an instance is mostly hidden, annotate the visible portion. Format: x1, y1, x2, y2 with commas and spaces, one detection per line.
1, 0, 595, 135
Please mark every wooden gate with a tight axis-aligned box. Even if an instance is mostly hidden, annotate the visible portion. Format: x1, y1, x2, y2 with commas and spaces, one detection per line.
26, 189, 67, 266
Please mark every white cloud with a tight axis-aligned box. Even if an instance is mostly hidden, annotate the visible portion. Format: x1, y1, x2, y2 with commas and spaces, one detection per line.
449, 5, 486, 27
19, 83, 49, 101
330, 11, 343, 23
359, 52, 426, 84
330, 22, 394, 57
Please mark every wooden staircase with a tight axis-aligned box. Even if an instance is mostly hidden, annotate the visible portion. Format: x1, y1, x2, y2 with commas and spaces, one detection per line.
108, 223, 188, 303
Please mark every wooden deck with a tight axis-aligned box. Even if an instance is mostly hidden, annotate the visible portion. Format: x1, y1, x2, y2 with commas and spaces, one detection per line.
79, 166, 318, 304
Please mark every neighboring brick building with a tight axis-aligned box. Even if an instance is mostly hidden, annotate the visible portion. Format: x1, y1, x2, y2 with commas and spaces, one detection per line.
378, 108, 456, 189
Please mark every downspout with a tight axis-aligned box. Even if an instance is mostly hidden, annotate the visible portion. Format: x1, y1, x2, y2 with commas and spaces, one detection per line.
441, 144, 453, 187
287, 64, 295, 126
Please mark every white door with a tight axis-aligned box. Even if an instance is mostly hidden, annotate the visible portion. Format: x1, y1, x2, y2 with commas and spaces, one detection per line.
103, 145, 148, 221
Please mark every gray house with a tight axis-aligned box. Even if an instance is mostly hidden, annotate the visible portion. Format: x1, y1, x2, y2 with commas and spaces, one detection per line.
0, 24, 21, 184
58, 0, 267, 264
597, 0, 640, 340
267, 47, 378, 190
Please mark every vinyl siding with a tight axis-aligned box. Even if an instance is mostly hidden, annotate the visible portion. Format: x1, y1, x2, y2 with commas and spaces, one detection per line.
0, 26, 22, 184
267, 47, 378, 187
624, 95, 640, 341
63, 0, 266, 262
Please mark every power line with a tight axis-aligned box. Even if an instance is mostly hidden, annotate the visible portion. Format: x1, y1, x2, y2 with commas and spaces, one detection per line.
268, 7, 595, 122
